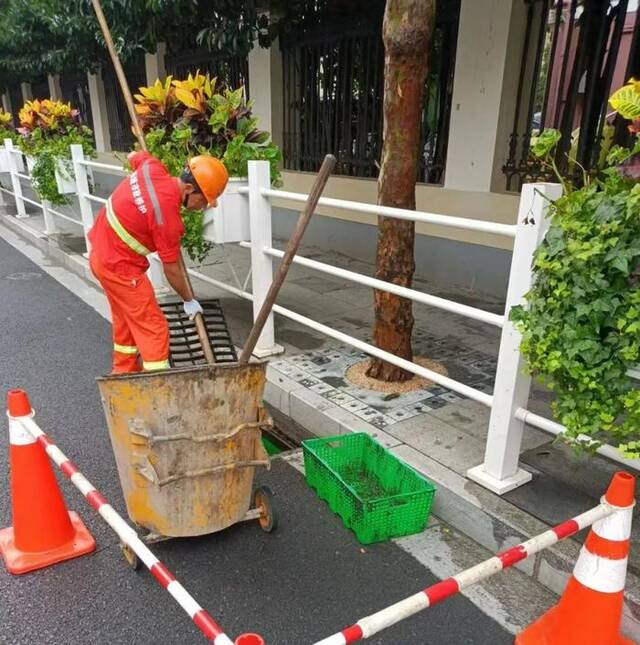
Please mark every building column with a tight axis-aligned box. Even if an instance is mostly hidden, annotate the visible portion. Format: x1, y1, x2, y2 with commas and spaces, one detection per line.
247, 40, 283, 149
2, 92, 11, 114
87, 70, 112, 153
20, 83, 33, 103
145, 42, 167, 85
444, 0, 529, 193
47, 74, 62, 100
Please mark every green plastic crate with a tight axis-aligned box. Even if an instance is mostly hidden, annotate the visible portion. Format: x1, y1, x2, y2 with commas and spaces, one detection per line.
303, 433, 436, 544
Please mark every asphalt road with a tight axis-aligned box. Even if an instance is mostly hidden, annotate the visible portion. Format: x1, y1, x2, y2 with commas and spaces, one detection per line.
0, 236, 510, 644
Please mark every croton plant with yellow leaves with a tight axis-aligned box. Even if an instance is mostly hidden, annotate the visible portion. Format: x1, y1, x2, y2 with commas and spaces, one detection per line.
16, 98, 95, 206
18, 99, 78, 134
134, 72, 281, 263
0, 109, 17, 144
133, 72, 280, 184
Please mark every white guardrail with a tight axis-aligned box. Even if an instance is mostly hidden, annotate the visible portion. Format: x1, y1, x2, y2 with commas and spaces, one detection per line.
0, 138, 638, 489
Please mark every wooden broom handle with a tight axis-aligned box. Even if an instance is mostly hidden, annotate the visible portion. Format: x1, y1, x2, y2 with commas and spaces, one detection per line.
239, 154, 336, 364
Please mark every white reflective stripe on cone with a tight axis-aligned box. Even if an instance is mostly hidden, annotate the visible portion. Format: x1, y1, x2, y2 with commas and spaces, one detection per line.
592, 509, 633, 541
573, 548, 628, 593
8, 416, 36, 446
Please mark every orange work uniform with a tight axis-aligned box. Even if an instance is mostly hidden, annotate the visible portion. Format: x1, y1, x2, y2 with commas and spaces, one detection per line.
88, 152, 184, 373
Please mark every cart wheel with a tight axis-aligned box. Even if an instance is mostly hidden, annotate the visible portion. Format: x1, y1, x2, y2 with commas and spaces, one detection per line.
120, 542, 140, 570
254, 485, 278, 533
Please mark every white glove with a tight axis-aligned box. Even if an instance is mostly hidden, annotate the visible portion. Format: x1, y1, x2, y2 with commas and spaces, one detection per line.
183, 299, 203, 320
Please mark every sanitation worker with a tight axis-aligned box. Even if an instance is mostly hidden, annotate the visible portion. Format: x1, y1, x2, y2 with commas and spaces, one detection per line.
88, 150, 228, 373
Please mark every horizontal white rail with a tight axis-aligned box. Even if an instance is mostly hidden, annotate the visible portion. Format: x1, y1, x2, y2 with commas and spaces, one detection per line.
78, 159, 126, 174
186, 266, 493, 406
15, 193, 84, 228
47, 207, 83, 228
187, 267, 250, 301
82, 192, 107, 205
17, 194, 40, 208
16, 172, 30, 181
515, 408, 639, 471
255, 187, 517, 238
241, 243, 504, 328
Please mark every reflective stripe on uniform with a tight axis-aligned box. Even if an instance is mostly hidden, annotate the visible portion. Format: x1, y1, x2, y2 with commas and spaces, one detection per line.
143, 359, 170, 371
113, 343, 138, 354
106, 198, 151, 256
141, 161, 163, 224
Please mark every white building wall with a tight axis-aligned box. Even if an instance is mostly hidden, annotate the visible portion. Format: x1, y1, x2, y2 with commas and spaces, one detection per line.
444, 0, 517, 193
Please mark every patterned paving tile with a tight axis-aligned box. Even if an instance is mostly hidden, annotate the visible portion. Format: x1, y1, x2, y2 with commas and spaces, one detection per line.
272, 339, 497, 428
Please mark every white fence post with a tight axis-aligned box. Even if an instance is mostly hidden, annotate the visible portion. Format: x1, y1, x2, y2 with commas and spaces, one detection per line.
467, 182, 562, 495
247, 160, 283, 357
41, 199, 57, 235
70, 144, 97, 254
5, 139, 26, 218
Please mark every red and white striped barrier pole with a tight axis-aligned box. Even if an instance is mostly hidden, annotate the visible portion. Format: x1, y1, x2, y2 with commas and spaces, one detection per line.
313, 502, 619, 644
8, 394, 238, 645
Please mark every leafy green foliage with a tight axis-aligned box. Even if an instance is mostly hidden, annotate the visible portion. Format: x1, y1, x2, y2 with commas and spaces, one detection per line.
511, 129, 640, 458
0, 125, 17, 144
530, 129, 561, 158
0, 109, 17, 144
0, 0, 338, 87
138, 74, 281, 262
0, 0, 193, 82
16, 99, 95, 205
181, 207, 213, 264
137, 75, 281, 182
23, 128, 95, 205
222, 134, 282, 184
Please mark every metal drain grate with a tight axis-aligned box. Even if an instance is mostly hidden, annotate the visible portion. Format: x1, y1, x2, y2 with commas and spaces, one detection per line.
159, 299, 238, 366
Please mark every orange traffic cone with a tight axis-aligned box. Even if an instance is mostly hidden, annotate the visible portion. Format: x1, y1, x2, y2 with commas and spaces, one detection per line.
516, 471, 637, 645
0, 389, 95, 574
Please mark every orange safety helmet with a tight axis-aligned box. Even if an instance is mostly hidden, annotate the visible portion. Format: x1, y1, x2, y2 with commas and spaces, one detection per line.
186, 156, 229, 207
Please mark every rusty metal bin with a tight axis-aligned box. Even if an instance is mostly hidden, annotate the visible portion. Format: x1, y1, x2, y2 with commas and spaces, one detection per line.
97, 362, 271, 539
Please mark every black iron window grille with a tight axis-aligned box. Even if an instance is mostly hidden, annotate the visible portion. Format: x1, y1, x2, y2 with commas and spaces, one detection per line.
60, 73, 94, 134
503, 0, 640, 191
281, 0, 460, 184
103, 58, 147, 152
30, 77, 50, 100
9, 85, 23, 125
164, 47, 249, 94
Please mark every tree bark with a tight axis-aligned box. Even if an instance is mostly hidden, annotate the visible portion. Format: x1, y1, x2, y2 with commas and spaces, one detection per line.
366, 0, 435, 382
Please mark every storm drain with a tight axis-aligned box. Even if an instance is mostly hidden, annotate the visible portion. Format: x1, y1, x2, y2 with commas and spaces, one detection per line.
159, 299, 238, 366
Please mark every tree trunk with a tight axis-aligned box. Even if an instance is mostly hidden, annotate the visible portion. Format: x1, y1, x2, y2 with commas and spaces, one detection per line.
366, 0, 435, 382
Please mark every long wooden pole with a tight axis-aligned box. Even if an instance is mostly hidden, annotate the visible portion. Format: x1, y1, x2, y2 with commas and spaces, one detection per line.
89, 0, 216, 365
90, 0, 146, 150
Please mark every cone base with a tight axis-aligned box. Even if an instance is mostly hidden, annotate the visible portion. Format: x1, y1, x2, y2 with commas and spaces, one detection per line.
516, 605, 636, 645
0, 511, 96, 575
